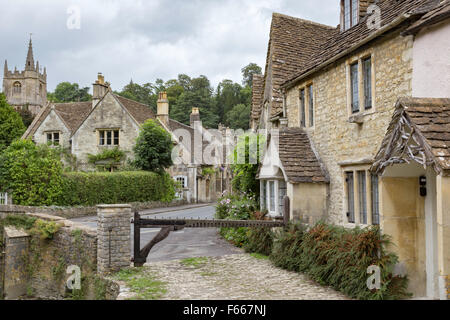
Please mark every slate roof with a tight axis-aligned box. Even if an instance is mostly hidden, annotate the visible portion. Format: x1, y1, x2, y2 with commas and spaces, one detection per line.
263, 13, 337, 117
277, 127, 329, 183
251, 74, 264, 123
115, 95, 155, 124
371, 97, 450, 174
403, 0, 450, 35
282, 0, 442, 88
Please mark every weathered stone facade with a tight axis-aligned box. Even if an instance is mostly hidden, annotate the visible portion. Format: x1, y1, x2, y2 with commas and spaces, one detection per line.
285, 32, 414, 225
2, 39, 47, 116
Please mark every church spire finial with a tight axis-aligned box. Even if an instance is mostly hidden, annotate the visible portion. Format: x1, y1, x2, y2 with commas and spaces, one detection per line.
25, 34, 35, 71
4, 59, 8, 76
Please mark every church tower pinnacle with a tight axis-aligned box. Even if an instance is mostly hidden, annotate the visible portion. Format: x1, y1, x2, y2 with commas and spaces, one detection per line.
3, 60, 7, 77
25, 36, 35, 71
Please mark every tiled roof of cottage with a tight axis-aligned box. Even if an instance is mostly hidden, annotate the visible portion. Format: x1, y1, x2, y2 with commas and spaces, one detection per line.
23, 101, 92, 139
282, 0, 442, 88
54, 102, 92, 132
277, 127, 329, 183
264, 13, 337, 117
115, 95, 155, 124
371, 97, 450, 175
251, 74, 264, 123
404, 0, 450, 35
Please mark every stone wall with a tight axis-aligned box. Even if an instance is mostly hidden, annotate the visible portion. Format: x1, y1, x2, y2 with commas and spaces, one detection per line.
0, 212, 120, 300
285, 30, 414, 225
0, 199, 188, 220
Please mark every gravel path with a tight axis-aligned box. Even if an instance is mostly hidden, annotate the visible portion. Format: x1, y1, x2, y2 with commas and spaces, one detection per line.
137, 253, 349, 300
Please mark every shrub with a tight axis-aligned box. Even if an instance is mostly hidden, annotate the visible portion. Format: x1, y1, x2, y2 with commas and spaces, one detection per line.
59, 171, 175, 206
133, 119, 173, 173
270, 222, 411, 300
244, 227, 274, 256
0, 139, 64, 206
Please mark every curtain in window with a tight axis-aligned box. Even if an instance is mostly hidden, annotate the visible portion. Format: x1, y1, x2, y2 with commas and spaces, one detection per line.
347, 172, 355, 223
363, 57, 372, 110
308, 85, 314, 127
371, 174, 380, 225
358, 171, 367, 224
300, 89, 306, 127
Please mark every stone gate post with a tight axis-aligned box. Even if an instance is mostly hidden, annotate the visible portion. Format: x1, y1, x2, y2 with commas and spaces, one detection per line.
97, 204, 132, 275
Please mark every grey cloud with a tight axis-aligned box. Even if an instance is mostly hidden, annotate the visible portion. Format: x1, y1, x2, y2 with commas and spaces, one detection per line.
0, 0, 339, 92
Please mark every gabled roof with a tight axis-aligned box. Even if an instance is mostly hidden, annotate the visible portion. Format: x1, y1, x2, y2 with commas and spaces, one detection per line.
251, 74, 264, 123
53, 101, 92, 132
264, 13, 336, 117
371, 97, 450, 175
282, 0, 442, 89
276, 127, 329, 183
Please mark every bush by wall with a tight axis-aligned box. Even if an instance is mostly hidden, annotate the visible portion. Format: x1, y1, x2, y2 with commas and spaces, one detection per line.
0, 139, 64, 206
59, 171, 175, 206
269, 222, 411, 300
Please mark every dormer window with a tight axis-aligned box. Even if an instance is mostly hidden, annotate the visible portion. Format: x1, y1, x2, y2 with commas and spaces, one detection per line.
342, 0, 359, 31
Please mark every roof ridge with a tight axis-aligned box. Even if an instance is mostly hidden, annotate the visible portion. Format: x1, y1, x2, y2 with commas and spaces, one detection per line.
272, 12, 336, 30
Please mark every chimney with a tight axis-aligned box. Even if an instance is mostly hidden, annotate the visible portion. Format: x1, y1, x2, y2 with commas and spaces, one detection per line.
190, 107, 201, 128
157, 92, 169, 126
92, 73, 110, 108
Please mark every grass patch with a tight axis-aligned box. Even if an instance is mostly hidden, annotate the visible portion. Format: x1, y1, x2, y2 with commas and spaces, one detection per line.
250, 253, 269, 260
180, 257, 208, 268
114, 267, 167, 300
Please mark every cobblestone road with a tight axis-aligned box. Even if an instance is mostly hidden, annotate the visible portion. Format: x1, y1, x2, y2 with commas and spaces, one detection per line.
135, 253, 349, 300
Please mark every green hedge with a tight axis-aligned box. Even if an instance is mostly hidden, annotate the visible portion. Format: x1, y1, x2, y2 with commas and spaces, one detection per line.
58, 171, 175, 206
268, 222, 411, 300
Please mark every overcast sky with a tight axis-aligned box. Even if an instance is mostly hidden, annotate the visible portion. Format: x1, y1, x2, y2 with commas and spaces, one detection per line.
0, 0, 340, 92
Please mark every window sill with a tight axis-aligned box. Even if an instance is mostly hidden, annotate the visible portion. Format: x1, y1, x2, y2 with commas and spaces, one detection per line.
348, 109, 375, 124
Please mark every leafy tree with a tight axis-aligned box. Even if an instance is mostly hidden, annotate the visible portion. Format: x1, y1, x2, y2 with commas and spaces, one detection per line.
241, 63, 262, 88
16, 106, 34, 128
133, 119, 174, 172
225, 104, 251, 130
215, 80, 245, 123
49, 82, 91, 103
0, 139, 64, 206
116, 81, 157, 112
0, 93, 26, 152
231, 133, 266, 197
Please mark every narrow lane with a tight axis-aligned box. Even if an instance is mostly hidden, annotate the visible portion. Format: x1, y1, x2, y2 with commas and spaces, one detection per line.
71, 205, 242, 262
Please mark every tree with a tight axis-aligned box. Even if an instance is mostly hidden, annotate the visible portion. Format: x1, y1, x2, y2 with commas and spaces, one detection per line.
225, 104, 251, 130
49, 82, 91, 103
241, 63, 262, 88
0, 139, 64, 206
117, 81, 157, 112
16, 105, 35, 128
215, 80, 245, 124
231, 133, 266, 197
0, 93, 26, 152
133, 119, 174, 172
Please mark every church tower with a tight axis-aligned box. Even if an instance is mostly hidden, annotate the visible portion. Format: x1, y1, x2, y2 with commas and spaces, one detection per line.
2, 37, 47, 116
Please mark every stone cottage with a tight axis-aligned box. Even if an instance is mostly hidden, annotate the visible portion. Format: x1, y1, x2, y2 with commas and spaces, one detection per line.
23, 73, 230, 203
252, 0, 450, 299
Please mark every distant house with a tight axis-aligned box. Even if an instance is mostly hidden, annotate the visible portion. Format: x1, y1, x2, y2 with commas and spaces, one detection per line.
252, 0, 450, 299
23, 73, 231, 203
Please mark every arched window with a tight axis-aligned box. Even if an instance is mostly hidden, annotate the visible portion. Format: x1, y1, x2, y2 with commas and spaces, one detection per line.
13, 82, 22, 94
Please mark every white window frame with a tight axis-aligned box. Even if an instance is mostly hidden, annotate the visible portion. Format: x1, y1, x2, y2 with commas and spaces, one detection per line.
342, 166, 380, 227
0, 192, 8, 205
262, 180, 284, 217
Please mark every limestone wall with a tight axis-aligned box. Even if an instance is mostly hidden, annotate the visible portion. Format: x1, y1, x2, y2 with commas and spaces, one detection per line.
33, 109, 72, 148
287, 182, 328, 224
71, 92, 140, 168
285, 31, 414, 225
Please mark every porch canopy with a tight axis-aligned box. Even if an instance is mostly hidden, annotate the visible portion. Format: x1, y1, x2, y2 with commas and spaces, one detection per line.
371, 97, 450, 176
258, 127, 329, 183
